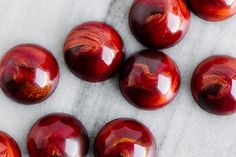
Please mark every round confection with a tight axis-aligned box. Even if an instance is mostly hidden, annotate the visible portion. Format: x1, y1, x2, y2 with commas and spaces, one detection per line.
0, 131, 21, 157
129, 0, 190, 49
27, 113, 89, 157
187, 0, 236, 21
94, 118, 156, 157
191, 55, 236, 115
64, 21, 124, 82
0, 44, 60, 104
119, 50, 180, 110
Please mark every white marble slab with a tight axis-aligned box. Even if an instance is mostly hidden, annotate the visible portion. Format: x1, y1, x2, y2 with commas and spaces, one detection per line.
0, 0, 236, 156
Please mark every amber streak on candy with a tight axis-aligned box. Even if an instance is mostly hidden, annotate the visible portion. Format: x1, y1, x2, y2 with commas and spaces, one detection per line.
94, 118, 156, 157
64, 21, 124, 82
120, 50, 180, 110
129, 0, 190, 49
191, 55, 236, 115
0, 131, 21, 157
27, 113, 89, 157
0, 44, 59, 104
187, 0, 236, 21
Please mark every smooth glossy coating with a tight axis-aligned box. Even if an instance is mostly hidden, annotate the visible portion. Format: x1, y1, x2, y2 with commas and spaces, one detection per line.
120, 50, 180, 110
129, 0, 190, 49
187, 0, 236, 21
94, 118, 156, 157
0, 44, 59, 104
0, 131, 21, 157
191, 55, 236, 115
64, 21, 124, 82
27, 113, 89, 157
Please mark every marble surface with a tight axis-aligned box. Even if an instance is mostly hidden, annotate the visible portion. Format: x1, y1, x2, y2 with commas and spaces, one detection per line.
1, 0, 236, 156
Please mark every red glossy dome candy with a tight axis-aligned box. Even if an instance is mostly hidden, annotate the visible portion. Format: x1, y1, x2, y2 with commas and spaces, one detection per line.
0, 131, 21, 157
94, 118, 156, 157
64, 21, 124, 82
27, 113, 89, 157
187, 0, 236, 21
119, 50, 180, 110
0, 44, 60, 104
191, 55, 236, 115
129, 0, 190, 49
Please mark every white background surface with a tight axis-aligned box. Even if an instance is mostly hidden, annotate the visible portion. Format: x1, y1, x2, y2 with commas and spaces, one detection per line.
1, 0, 236, 156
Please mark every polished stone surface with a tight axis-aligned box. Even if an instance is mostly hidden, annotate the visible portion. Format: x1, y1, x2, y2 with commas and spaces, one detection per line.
1, 0, 236, 157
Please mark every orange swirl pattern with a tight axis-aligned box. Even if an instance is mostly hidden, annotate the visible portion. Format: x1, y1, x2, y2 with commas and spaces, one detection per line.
94, 118, 156, 157
191, 55, 236, 115
64, 22, 124, 82
0, 44, 59, 104
120, 50, 180, 110
129, 0, 190, 49
0, 131, 21, 157
187, 0, 236, 21
27, 113, 89, 157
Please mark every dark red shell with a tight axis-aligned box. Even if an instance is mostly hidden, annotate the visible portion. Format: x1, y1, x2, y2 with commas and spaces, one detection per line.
27, 113, 89, 157
129, 0, 190, 49
94, 118, 156, 157
64, 21, 124, 82
187, 0, 236, 21
0, 131, 21, 157
191, 55, 236, 115
119, 50, 180, 110
0, 44, 60, 104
